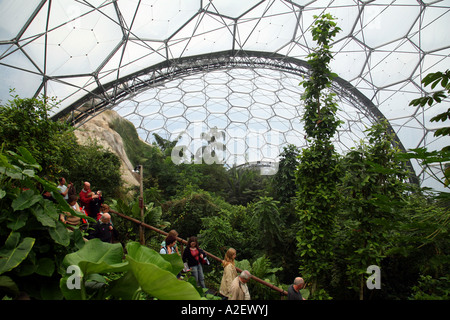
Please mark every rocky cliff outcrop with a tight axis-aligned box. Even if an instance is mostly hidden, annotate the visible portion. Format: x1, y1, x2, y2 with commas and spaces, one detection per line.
74, 110, 140, 188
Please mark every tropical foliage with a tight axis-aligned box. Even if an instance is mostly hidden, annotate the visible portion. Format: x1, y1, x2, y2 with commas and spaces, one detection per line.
295, 13, 343, 298
0, 93, 123, 199
60, 240, 200, 300
0, 15, 448, 301
0, 94, 76, 179
0, 146, 87, 299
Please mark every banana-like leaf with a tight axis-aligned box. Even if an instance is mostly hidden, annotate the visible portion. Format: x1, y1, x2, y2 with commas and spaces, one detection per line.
32, 201, 57, 228
0, 233, 35, 275
160, 253, 184, 276
127, 255, 201, 300
35, 257, 55, 277
107, 270, 140, 300
126, 241, 172, 272
11, 190, 42, 211
48, 221, 71, 246
126, 241, 201, 300
62, 239, 128, 277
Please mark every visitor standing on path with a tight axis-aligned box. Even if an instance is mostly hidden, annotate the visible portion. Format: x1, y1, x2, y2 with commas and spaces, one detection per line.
160, 235, 177, 254
287, 277, 306, 300
79, 181, 98, 218
219, 247, 237, 299
229, 270, 252, 300
182, 236, 207, 288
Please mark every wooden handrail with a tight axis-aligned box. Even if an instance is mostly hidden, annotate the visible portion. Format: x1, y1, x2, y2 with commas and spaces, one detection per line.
110, 209, 288, 297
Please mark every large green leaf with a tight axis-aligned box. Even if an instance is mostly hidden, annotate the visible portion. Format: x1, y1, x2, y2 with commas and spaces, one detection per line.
0, 233, 35, 275
125, 241, 200, 300
60, 239, 128, 300
6, 212, 28, 231
0, 152, 13, 169
17, 146, 41, 170
62, 239, 128, 276
59, 274, 82, 300
127, 254, 201, 300
11, 190, 42, 211
32, 202, 57, 228
48, 221, 71, 246
35, 257, 55, 277
107, 270, 140, 300
126, 241, 172, 272
0, 276, 19, 297
160, 252, 184, 276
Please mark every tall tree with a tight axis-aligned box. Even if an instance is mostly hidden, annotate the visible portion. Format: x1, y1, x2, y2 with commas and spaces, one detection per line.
295, 14, 342, 299
339, 120, 409, 299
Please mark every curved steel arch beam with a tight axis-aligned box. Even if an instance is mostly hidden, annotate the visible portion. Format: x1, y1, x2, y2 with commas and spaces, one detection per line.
52, 50, 419, 184
51, 50, 367, 122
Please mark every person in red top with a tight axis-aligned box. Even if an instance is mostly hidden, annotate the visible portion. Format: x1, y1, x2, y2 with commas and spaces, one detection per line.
79, 181, 98, 218
182, 236, 207, 288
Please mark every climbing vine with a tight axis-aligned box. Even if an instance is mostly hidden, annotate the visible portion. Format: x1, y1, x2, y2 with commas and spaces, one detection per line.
295, 13, 342, 299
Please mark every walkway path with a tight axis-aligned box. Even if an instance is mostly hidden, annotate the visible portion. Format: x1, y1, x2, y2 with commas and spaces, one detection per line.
110, 209, 288, 298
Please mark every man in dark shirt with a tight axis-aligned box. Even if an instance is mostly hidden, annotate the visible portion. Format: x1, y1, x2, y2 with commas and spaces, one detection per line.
87, 213, 117, 243
287, 277, 306, 300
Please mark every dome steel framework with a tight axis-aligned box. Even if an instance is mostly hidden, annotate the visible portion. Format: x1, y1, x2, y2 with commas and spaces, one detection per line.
0, 0, 449, 189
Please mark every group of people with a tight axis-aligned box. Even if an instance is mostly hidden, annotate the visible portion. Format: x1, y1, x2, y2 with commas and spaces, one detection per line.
218, 247, 306, 300
55, 179, 306, 300
159, 232, 208, 287
57, 179, 117, 243
219, 248, 251, 300
160, 232, 306, 300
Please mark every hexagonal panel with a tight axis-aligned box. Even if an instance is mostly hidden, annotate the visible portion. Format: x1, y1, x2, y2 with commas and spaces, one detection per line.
1, 1, 449, 190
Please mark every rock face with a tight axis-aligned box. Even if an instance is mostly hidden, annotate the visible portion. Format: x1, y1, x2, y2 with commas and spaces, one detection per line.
74, 110, 140, 188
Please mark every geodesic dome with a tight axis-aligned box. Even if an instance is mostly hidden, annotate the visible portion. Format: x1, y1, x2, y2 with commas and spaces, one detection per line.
0, 0, 449, 190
